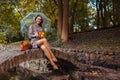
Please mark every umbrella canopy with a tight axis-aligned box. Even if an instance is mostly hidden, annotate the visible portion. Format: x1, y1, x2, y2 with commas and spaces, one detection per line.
20, 12, 51, 37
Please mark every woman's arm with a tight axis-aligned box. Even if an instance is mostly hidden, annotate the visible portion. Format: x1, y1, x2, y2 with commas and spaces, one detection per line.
28, 25, 36, 39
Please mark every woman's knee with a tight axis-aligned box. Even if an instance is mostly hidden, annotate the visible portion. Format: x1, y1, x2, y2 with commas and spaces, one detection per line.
36, 40, 43, 45
42, 38, 47, 42
40, 45, 46, 50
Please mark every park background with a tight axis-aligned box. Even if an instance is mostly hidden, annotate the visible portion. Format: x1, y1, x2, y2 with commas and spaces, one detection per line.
0, 0, 120, 80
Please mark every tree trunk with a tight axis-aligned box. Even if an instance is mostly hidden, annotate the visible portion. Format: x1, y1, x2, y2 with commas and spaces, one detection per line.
61, 0, 69, 43
103, 0, 108, 27
100, 0, 104, 28
69, 0, 78, 34
112, 0, 116, 25
112, 0, 120, 25
96, 0, 100, 29
57, 0, 63, 37
117, 0, 120, 24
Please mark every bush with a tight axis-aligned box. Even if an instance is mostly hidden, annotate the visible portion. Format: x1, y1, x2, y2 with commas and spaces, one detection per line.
45, 28, 57, 41
0, 32, 6, 43
0, 25, 24, 44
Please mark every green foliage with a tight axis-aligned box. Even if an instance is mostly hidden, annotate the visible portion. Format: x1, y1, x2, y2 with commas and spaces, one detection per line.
0, 0, 120, 43
69, 0, 95, 32
5, 26, 18, 43
0, 25, 23, 43
0, 32, 6, 43
46, 28, 57, 41
40, 0, 58, 28
45, 28, 62, 46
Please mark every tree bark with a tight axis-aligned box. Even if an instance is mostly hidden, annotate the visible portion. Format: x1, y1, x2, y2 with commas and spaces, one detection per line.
61, 0, 69, 43
96, 0, 100, 29
69, 0, 78, 34
112, 0, 120, 25
103, 0, 108, 27
112, 0, 116, 25
100, 0, 104, 28
117, 0, 120, 24
57, 0, 63, 37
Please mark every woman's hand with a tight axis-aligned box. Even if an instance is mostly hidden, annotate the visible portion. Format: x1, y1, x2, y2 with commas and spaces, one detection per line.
38, 32, 45, 38
35, 32, 38, 37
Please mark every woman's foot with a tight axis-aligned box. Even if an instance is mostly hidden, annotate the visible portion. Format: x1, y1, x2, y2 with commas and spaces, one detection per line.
53, 64, 58, 70
52, 58, 58, 62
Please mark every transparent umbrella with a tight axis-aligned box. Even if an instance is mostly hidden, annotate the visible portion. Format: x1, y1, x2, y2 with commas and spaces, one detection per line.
20, 12, 51, 38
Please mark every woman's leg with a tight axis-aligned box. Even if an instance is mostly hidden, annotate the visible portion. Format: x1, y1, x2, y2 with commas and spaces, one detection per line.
41, 38, 57, 62
36, 40, 58, 69
37, 38, 58, 62
40, 45, 58, 69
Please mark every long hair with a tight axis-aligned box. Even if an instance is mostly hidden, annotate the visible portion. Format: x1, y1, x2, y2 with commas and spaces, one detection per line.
35, 15, 43, 27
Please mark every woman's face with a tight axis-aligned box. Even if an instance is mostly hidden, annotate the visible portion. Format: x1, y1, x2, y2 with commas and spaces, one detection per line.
35, 16, 42, 24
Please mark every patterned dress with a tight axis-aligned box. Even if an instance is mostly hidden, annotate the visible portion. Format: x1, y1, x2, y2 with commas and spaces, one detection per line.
28, 23, 45, 48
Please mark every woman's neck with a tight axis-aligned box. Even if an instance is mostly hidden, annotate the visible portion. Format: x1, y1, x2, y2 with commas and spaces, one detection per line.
35, 23, 41, 27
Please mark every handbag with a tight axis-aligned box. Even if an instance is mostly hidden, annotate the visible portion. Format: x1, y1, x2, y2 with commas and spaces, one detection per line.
20, 40, 31, 51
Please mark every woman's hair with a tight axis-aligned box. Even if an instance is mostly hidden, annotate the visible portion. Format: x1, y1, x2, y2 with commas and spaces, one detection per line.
35, 15, 43, 26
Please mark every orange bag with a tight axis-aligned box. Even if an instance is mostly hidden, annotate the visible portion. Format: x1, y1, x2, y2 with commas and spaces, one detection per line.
20, 41, 31, 51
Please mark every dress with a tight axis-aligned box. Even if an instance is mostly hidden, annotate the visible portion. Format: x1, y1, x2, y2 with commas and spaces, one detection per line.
28, 23, 45, 48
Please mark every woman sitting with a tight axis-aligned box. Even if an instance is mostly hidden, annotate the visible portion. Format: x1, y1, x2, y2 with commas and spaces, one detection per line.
28, 15, 58, 70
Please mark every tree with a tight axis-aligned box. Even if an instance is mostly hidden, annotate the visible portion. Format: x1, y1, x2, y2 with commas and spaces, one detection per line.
69, 0, 79, 34
1, 0, 120, 43
61, 0, 69, 43
57, 0, 69, 43
114, 0, 120, 25
57, 0, 63, 37
92, 0, 120, 28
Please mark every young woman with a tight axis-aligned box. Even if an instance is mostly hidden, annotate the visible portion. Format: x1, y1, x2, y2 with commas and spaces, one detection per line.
28, 15, 58, 69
